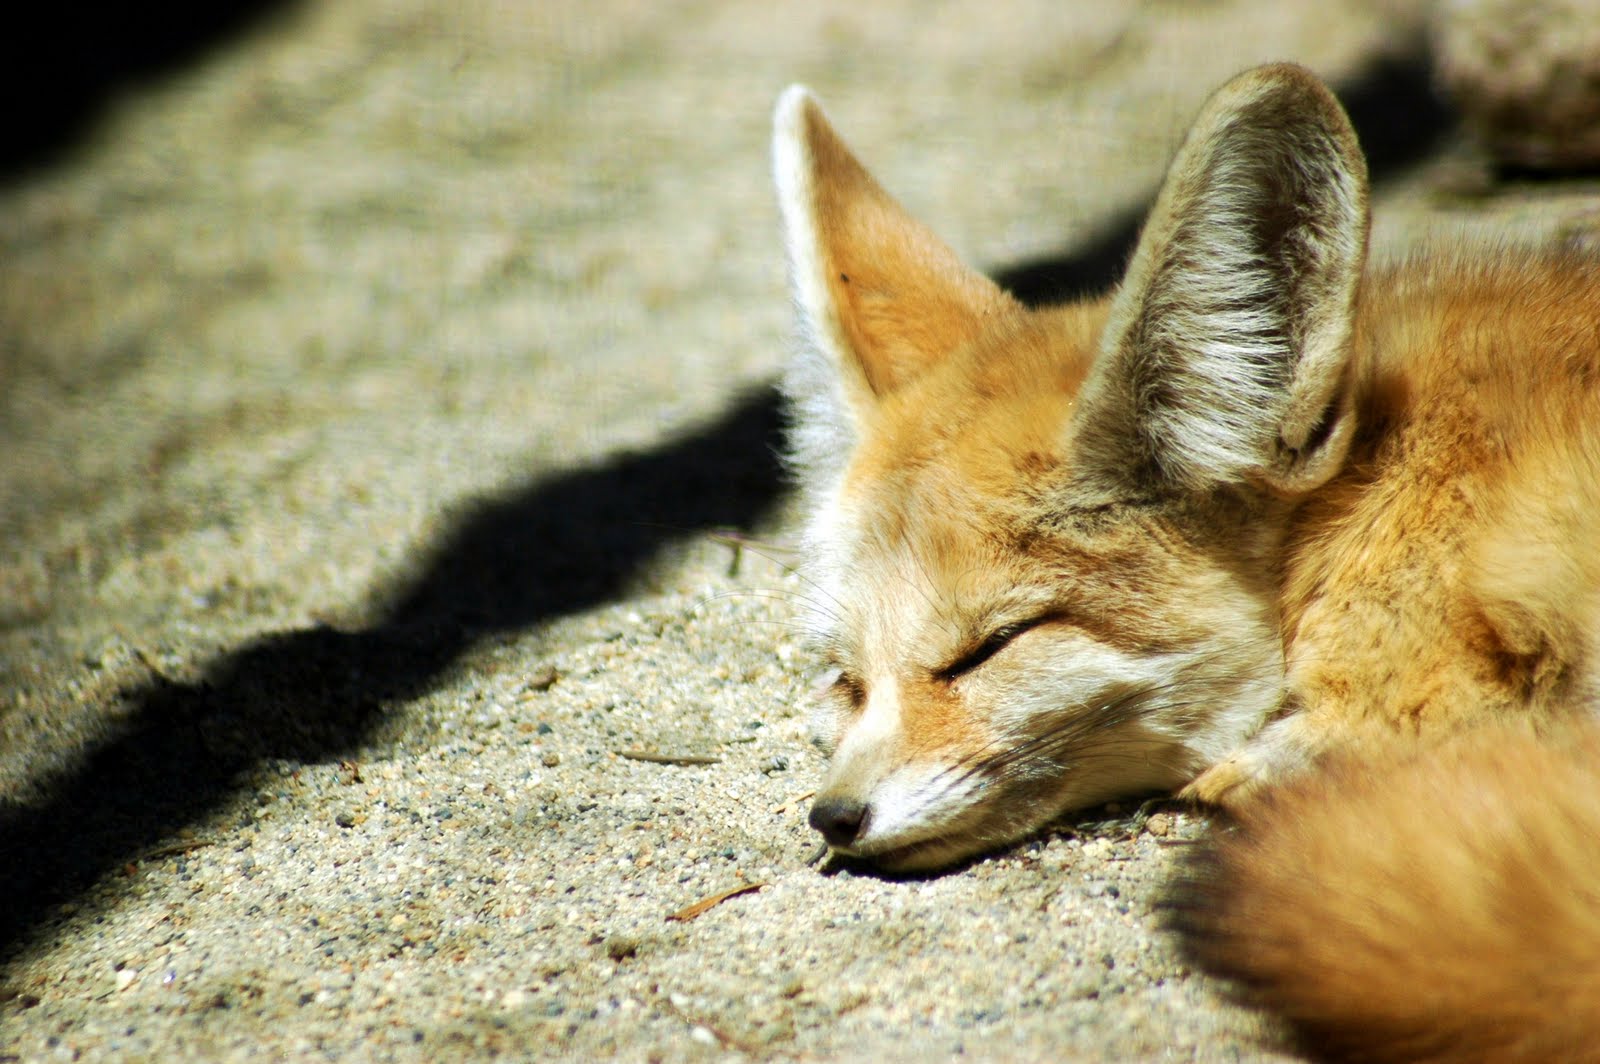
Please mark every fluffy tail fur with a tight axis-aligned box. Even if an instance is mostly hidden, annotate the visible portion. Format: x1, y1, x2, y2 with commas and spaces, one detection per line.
1165, 722, 1600, 1063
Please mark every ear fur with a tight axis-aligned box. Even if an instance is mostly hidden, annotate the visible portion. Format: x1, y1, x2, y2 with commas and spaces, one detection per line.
1072, 63, 1370, 498
773, 86, 1017, 486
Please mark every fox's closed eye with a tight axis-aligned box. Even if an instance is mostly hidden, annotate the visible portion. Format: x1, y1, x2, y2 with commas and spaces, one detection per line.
939, 617, 1051, 680
830, 670, 866, 708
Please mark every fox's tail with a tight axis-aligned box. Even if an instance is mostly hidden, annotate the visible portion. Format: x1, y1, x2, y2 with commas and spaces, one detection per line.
1165, 722, 1600, 1064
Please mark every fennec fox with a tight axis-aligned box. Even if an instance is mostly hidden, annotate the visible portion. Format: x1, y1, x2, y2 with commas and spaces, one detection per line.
774, 63, 1600, 1057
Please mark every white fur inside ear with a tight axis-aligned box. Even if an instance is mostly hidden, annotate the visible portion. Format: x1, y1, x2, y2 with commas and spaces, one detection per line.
1129, 219, 1308, 485
772, 85, 836, 370
1081, 65, 1368, 494
771, 86, 862, 504
1129, 151, 1360, 486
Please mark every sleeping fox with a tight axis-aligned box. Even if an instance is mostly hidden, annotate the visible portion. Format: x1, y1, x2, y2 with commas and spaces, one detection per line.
773, 63, 1600, 1060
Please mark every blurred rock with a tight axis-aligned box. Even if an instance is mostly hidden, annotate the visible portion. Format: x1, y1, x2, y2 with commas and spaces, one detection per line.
1433, 0, 1600, 170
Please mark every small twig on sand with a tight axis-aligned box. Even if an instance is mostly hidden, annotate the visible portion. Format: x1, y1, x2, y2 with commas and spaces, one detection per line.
773, 790, 815, 815
615, 749, 722, 766
667, 882, 765, 923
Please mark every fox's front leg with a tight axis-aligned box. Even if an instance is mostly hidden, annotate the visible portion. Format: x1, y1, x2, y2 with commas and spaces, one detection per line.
1181, 713, 1334, 808
1184, 709, 1436, 807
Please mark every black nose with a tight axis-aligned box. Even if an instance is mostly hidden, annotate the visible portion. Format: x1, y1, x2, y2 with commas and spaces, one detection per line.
809, 796, 870, 847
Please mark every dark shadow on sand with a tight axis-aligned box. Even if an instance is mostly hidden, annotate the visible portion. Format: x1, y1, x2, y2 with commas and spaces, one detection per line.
0, 44, 1460, 956
0, 389, 785, 954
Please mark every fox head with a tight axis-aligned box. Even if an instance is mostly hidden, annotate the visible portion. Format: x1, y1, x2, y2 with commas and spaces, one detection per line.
773, 64, 1370, 871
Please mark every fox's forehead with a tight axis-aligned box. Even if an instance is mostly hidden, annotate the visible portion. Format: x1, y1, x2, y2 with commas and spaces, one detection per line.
816, 490, 1045, 670
851, 300, 1106, 493
815, 431, 1225, 668
822, 455, 1073, 664
800, 297, 1186, 663
814, 473, 1233, 673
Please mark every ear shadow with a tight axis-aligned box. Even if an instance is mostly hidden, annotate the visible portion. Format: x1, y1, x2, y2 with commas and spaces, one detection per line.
0, 387, 787, 956
382, 387, 786, 631
990, 49, 1457, 308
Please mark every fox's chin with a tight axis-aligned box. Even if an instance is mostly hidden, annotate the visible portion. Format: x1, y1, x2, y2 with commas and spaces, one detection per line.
832, 809, 1049, 873
838, 837, 973, 873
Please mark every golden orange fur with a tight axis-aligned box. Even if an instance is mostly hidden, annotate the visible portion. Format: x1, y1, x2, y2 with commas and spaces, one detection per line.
773, 64, 1600, 1058
1168, 722, 1600, 1063
1191, 247, 1600, 801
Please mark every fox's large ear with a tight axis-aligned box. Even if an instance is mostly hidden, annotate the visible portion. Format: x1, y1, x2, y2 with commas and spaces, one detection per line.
773, 87, 1017, 472
1072, 64, 1369, 499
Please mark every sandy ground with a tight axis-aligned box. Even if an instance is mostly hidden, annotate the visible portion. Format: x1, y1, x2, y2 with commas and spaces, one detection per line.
4, 2, 1599, 1059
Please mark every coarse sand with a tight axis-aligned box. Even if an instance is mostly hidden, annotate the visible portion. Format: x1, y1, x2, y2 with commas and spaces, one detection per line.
4, 2, 1598, 1059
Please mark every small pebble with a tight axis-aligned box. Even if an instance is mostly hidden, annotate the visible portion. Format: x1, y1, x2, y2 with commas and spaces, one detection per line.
525, 667, 559, 692
604, 935, 639, 961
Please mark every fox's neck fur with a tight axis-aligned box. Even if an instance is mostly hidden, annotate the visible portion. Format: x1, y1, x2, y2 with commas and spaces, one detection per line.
1274, 249, 1600, 752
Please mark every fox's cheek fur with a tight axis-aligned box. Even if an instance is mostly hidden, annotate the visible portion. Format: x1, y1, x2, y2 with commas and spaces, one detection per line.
808, 703, 843, 757
804, 669, 852, 757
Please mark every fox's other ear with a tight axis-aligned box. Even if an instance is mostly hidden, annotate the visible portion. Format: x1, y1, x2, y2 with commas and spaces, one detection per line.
1072, 63, 1369, 499
773, 87, 1016, 426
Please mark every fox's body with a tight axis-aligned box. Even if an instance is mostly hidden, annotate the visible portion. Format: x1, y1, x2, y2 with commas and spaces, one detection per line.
774, 64, 1600, 1059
